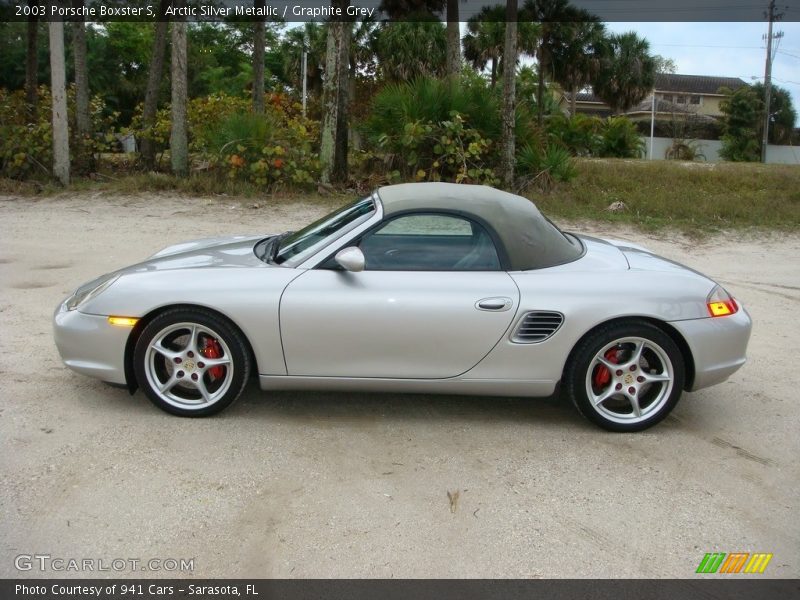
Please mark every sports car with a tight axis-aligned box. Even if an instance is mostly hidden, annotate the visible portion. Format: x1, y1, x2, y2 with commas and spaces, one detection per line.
53, 183, 751, 431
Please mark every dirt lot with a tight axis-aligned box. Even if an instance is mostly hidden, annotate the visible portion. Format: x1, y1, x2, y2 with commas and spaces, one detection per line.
1, 192, 798, 578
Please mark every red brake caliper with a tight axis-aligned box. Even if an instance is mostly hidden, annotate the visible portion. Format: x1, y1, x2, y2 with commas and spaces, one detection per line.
593, 349, 619, 389
202, 338, 225, 380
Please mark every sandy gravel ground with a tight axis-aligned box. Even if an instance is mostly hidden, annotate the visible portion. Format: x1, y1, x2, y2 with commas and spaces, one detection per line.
0, 192, 798, 579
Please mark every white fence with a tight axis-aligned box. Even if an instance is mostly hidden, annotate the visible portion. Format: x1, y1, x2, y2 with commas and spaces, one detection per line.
640, 136, 800, 165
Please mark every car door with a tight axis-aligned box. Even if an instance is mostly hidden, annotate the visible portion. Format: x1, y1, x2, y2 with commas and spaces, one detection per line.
279, 212, 520, 379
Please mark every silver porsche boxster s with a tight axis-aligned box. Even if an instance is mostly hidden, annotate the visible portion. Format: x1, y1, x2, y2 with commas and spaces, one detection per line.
53, 183, 751, 431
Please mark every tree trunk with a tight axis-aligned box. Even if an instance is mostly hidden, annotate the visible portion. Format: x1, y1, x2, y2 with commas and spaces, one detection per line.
25, 2, 38, 116
72, 1, 90, 137
170, 17, 188, 177
72, 0, 92, 174
500, 0, 517, 190
332, 18, 350, 183
570, 85, 577, 118
252, 0, 266, 113
536, 44, 544, 126
49, 22, 69, 185
490, 56, 497, 89
140, 0, 171, 170
320, 4, 346, 185
445, 0, 461, 79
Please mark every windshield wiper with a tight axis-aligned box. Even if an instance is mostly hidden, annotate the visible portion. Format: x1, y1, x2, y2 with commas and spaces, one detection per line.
269, 231, 292, 263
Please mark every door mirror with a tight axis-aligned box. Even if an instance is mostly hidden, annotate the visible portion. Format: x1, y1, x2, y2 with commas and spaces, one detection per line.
334, 246, 365, 272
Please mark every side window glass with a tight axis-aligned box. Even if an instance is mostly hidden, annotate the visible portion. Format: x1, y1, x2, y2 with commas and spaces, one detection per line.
360, 213, 501, 271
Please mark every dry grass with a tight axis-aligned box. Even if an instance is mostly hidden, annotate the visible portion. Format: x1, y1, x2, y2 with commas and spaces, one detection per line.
2, 158, 798, 234
531, 159, 800, 233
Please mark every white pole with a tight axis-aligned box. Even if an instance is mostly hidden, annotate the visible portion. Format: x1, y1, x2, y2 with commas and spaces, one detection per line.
301, 41, 308, 118
649, 89, 656, 160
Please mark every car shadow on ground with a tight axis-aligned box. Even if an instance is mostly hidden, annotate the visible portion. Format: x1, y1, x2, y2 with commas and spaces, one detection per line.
232, 379, 585, 430
97, 376, 590, 431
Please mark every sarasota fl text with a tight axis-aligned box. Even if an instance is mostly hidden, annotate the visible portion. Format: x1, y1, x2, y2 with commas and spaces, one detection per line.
16, 584, 259, 596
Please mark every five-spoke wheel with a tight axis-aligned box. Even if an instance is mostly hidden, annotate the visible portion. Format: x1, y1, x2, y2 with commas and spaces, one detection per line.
134, 308, 250, 416
565, 321, 684, 431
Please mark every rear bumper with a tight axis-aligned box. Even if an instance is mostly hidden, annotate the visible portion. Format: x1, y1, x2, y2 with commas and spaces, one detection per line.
669, 306, 752, 391
53, 302, 130, 385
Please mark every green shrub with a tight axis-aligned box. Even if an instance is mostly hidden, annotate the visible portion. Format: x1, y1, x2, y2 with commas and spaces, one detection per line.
130, 92, 320, 188
130, 92, 251, 157
364, 76, 503, 144
599, 117, 645, 158
546, 114, 603, 157
0, 86, 117, 180
205, 108, 319, 188
516, 142, 577, 191
370, 111, 498, 185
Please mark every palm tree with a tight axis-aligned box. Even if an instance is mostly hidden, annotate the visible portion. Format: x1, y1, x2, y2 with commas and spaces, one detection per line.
320, 0, 351, 184
49, 21, 69, 185
500, 0, 517, 189
25, 0, 38, 114
592, 31, 656, 114
463, 9, 505, 88
281, 23, 327, 101
141, 0, 172, 170
374, 19, 447, 82
445, 0, 461, 78
72, 0, 91, 173
252, 0, 266, 113
549, 18, 605, 117
463, 7, 538, 88
170, 15, 188, 176
523, 0, 584, 125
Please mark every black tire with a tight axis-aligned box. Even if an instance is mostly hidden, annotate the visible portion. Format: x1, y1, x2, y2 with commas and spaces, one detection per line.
134, 307, 251, 417
564, 321, 685, 432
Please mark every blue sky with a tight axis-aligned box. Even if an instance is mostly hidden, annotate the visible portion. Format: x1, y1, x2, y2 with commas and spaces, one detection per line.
605, 22, 800, 109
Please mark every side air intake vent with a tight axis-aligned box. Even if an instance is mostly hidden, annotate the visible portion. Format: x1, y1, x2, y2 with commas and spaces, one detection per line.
512, 311, 564, 343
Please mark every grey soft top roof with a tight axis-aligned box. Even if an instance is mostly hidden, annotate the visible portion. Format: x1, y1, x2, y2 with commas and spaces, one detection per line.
376, 183, 581, 270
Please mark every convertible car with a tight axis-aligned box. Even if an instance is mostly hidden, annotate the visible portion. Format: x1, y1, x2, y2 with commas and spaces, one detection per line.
54, 183, 751, 431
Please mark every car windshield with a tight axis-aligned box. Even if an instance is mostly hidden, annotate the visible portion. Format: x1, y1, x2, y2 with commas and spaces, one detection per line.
275, 196, 375, 264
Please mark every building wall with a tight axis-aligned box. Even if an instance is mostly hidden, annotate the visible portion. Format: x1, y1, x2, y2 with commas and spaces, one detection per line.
697, 96, 724, 117
641, 136, 799, 165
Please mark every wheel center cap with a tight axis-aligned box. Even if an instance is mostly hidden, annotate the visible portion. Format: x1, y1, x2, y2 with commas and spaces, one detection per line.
184, 360, 195, 372
624, 373, 634, 385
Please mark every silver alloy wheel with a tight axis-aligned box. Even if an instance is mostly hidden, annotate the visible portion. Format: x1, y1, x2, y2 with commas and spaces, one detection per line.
584, 336, 674, 425
143, 322, 234, 410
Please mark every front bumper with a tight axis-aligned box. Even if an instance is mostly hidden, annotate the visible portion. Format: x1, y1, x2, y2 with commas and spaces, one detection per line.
53, 302, 131, 385
670, 306, 752, 391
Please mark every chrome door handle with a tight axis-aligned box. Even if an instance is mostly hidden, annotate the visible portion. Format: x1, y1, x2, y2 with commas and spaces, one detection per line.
476, 297, 512, 312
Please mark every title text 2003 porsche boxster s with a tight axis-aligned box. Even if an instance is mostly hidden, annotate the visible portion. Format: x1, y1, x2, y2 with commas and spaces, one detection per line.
54, 183, 751, 431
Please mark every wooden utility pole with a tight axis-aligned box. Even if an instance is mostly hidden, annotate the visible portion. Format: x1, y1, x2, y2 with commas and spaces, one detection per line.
761, 0, 783, 163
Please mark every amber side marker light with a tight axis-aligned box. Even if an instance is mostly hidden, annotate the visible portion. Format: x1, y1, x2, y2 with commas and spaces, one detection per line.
707, 286, 739, 317
108, 316, 139, 327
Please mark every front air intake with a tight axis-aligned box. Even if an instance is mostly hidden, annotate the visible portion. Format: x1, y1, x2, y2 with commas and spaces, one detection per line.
511, 311, 564, 343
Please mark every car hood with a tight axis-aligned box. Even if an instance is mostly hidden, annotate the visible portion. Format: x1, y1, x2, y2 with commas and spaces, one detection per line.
120, 234, 273, 273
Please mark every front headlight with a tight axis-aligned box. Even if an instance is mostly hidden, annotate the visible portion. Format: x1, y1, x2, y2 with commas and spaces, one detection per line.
65, 274, 120, 311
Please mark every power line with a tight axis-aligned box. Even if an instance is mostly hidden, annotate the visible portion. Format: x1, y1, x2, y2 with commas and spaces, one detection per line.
651, 43, 765, 49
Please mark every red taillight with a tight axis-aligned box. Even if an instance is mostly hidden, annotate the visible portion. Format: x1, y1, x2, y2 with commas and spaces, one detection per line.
707, 286, 739, 317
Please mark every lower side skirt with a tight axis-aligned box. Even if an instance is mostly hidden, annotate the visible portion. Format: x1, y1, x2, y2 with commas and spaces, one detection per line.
258, 375, 556, 398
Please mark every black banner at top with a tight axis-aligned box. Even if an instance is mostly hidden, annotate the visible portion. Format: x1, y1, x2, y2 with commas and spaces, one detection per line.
2, 0, 799, 22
